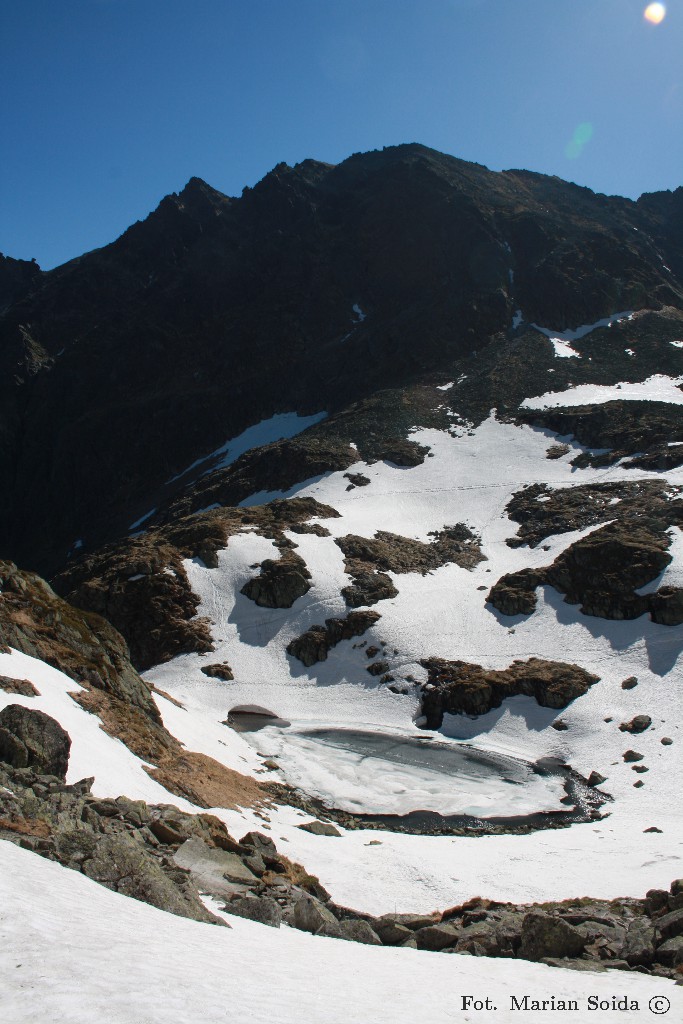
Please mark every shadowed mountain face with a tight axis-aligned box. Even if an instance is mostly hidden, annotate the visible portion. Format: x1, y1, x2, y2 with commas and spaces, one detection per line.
0, 143, 682, 574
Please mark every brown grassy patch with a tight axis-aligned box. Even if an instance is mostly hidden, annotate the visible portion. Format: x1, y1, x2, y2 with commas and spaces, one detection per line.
0, 816, 52, 838
70, 687, 177, 764
147, 751, 268, 810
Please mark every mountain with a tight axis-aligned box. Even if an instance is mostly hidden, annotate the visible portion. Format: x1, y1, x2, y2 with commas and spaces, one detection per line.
1, 143, 682, 575
1, 145, 683, 1018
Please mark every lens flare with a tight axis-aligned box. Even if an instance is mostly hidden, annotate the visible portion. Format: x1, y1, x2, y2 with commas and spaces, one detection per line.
644, 3, 666, 24
565, 122, 594, 160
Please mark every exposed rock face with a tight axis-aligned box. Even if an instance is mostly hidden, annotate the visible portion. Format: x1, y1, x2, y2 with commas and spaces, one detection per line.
337, 524, 483, 608
0, 706, 70, 777
286, 611, 381, 667
4, 145, 681, 575
0, 675, 38, 697
504, 479, 679, 549
54, 498, 339, 670
518, 401, 683, 472
518, 913, 586, 961
489, 519, 683, 624
241, 550, 311, 608
419, 657, 599, 727
0, 560, 160, 720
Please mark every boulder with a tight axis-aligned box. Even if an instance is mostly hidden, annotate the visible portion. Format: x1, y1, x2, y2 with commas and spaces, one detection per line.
241, 553, 311, 608
297, 820, 342, 837
621, 918, 656, 966
655, 908, 683, 942
0, 705, 70, 778
619, 715, 652, 734
656, 935, 683, 967
226, 896, 282, 928
173, 837, 258, 896
414, 923, 461, 951
373, 920, 414, 945
623, 750, 643, 762
200, 663, 234, 681
291, 895, 342, 937
518, 913, 586, 961
339, 919, 382, 945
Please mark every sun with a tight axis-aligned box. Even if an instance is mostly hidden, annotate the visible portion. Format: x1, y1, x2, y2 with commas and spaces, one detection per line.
644, 3, 666, 24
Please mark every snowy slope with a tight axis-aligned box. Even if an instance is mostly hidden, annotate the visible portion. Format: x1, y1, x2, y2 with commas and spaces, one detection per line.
142, 414, 682, 913
1, 841, 678, 1024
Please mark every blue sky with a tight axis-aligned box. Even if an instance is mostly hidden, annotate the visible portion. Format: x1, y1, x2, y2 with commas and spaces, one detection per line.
1, 0, 681, 269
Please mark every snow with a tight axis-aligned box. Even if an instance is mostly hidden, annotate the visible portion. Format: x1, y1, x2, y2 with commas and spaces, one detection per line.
0, 648, 195, 808
351, 302, 367, 322
2, 842, 675, 1024
531, 311, 634, 343
143, 414, 683, 914
129, 507, 156, 530
436, 381, 454, 391
549, 337, 581, 359
671, 340, 683, 349
512, 309, 523, 328
522, 374, 683, 410
166, 410, 327, 484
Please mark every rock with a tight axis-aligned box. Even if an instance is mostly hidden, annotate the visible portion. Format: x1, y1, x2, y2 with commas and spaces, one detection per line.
339, 919, 382, 945
373, 920, 414, 945
226, 896, 282, 928
623, 750, 643, 762
261, 760, 280, 771
619, 715, 652, 734
644, 826, 662, 833
287, 610, 381, 667
297, 820, 342, 837
621, 676, 638, 689
634, 780, 644, 788
241, 552, 311, 608
200, 663, 234, 681
414, 923, 461, 951
243, 853, 266, 876
149, 818, 187, 845
83, 832, 216, 923
240, 831, 278, 856
587, 771, 607, 787
0, 706, 70, 778
621, 918, 656, 966
661, 737, 673, 745
655, 909, 683, 942
632, 765, 649, 774
291, 895, 342, 937
551, 719, 568, 731
656, 935, 683, 967
376, 912, 440, 931
645, 890, 670, 916
671, 880, 683, 896
366, 661, 390, 676
173, 837, 258, 895
419, 657, 599, 727
0, 675, 38, 697
518, 913, 586, 961
541, 958, 607, 973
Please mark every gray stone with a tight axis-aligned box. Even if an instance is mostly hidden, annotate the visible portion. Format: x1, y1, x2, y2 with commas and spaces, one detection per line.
377, 912, 440, 931
226, 896, 282, 928
661, 737, 673, 745
541, 958, 607, 972
519, 913, 586, 961
621, 918, 656, 966
292, 895, 342, 937
623, 750, 643, 762
297, 820, 342, 837
415, 923, 461, 951
656, 908, 683, 942
173, 837, 258, 896
621, 676, 638, 690
587, 771, 607, 787
0, 705, 70, 778
373, 919, 413, 945
338, 918, 382, 945
656, 935, 683, 967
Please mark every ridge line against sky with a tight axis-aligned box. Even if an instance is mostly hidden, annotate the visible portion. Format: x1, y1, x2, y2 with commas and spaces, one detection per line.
1, 0, 681, 270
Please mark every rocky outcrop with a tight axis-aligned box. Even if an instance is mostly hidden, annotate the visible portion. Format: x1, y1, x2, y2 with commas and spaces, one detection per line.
286, 611, 381, 667
241, 550, 311, 608
489, 520, 683, 623
419, 657, 599, 727
517, 401, 683, 472
504, 479, 680, 549
0, 705, 71, 777
337, 525, 483, 608
54, 498, 339, 669
0, 675, 38, 697
0, 560, 160, 720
